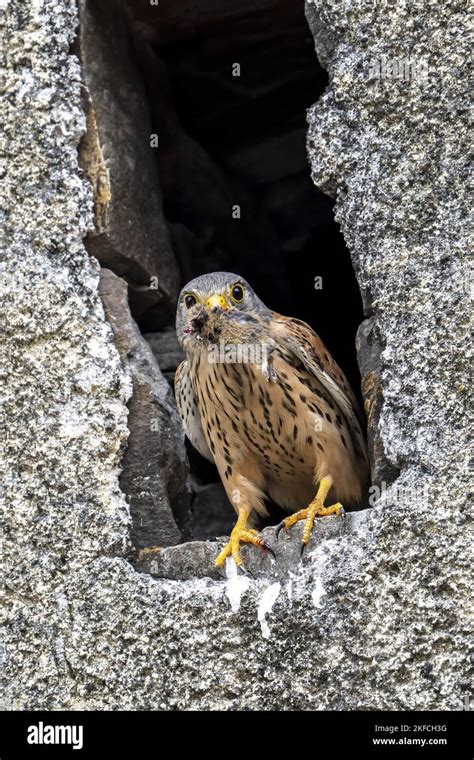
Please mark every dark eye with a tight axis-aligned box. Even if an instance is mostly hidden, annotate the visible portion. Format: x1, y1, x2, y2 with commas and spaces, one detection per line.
230, 284, 245, 303
184, 293, 197, 309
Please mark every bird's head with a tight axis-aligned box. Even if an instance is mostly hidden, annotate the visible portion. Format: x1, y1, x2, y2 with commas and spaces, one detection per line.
176, 272, 271, 352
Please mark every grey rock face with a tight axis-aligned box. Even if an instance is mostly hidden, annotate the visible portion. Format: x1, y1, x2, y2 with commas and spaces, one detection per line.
78, 0, 179, 327
3, 0, 470, 712
144, 329, 185, 384
306, 0, 470, 483
356, 317, 400, 487
99, 269, 192, 548
191, 482, 236, 541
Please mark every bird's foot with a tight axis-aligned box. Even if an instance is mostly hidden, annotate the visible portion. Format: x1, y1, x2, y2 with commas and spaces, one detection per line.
275, 475, 343, 552
276, 502, 343, 550
215, 525, 274, 569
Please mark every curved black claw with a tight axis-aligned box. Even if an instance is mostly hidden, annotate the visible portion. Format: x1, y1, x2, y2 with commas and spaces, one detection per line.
300, 541, 307, 558
260, 541, 276, 560
240, 564, 255, 580
275, 521, 287, 539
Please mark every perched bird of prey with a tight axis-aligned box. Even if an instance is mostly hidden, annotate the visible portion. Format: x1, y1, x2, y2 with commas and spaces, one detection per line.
175, 272, 369, 568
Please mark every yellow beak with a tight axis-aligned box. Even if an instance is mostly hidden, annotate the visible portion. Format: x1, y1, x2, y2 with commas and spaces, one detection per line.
205, 294, 229, 311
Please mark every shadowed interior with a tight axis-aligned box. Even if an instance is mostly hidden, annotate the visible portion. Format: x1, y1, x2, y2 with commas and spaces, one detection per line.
90, 0, 367, 539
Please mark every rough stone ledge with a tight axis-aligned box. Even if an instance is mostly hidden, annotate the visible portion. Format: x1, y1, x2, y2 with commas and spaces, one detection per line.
135, 511, 368, 581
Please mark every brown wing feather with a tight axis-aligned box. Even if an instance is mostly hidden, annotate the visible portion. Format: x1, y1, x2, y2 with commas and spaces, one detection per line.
270, 312, 368, 465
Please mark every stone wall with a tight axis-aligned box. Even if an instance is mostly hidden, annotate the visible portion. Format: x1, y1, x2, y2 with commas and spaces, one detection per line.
3, 0, 470, 710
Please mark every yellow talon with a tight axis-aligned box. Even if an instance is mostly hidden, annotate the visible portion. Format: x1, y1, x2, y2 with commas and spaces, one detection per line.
277, 475, 343, 546
215, 511, 271, 568
302, 502, 343, 544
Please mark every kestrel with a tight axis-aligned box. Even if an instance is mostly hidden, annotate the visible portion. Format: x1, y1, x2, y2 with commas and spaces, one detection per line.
175, 272, 369, 568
